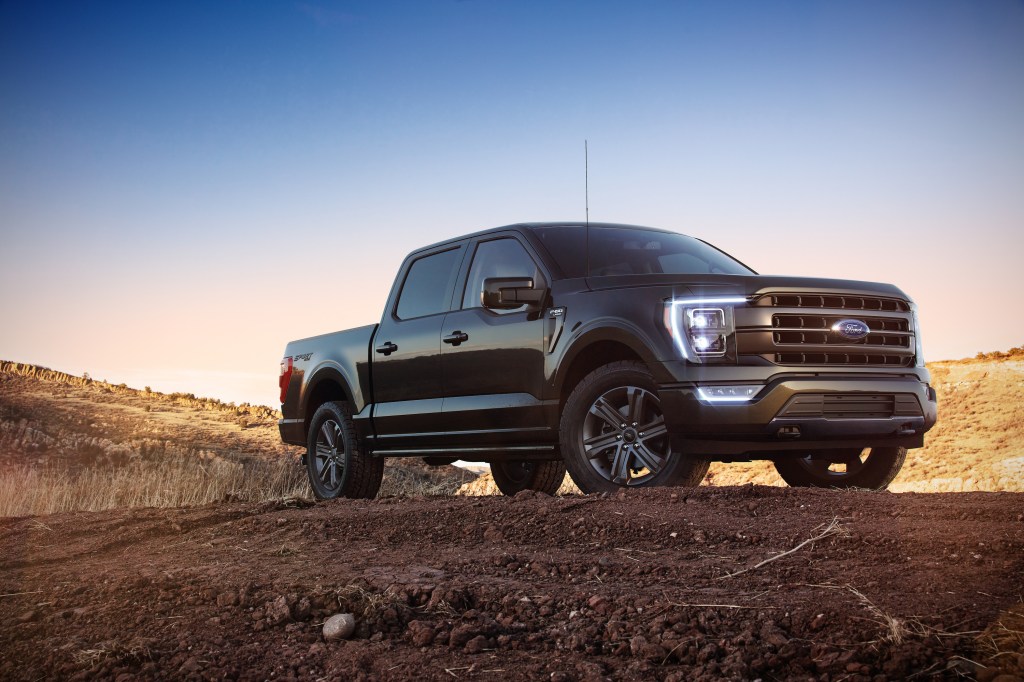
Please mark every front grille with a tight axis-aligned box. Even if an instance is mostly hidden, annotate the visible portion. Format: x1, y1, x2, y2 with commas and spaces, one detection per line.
779, 393, 923, 419
757, 294, 910, 312
738, 291, 917, 367
772, 314, 911, 348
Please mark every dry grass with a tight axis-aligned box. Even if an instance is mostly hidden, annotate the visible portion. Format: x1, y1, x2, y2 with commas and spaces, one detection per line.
0, 456, 480, 517
0, 456, 310, 517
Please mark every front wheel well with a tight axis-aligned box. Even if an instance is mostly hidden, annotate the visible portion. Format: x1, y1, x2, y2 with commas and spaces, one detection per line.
559, 341, 643, 408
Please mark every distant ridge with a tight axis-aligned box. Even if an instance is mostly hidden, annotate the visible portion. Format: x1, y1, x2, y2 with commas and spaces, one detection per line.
0, 360, 278, 420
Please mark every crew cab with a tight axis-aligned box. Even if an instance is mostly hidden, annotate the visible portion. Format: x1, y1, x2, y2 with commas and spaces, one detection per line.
279, 223, 937, 498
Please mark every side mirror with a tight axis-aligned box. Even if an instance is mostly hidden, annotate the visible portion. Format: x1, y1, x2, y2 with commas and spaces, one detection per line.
482, 277, 546, 309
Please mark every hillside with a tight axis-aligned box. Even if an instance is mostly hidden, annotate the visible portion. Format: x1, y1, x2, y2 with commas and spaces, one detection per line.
0, 361, 477, 515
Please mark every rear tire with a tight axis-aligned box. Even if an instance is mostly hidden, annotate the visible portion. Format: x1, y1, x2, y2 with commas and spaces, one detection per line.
560, 361, 710, 494
306, 401, 384, 499
491, 460, 566, 496
773, 446, 906, 490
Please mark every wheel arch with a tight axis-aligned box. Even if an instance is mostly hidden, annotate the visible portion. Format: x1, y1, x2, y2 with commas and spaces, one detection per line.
555, 324, 657, 408
301, 366, 357, 441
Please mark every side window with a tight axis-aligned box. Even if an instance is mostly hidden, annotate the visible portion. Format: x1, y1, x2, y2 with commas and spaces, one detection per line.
461, 238, 544, 313
395, 248, 462, 320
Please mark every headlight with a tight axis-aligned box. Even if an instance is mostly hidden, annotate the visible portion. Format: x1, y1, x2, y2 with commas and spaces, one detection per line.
910, 303, 925, 367
664, 297, 747, 362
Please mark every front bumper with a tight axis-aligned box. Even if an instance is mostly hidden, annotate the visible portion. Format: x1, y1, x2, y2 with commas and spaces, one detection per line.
658, 374, 938, 458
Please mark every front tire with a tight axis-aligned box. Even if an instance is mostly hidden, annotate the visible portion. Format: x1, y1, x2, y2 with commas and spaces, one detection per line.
306, 401, 384, 499
560, 361, 709, 493
490, 460, 566, 496
772, 446, 906, 490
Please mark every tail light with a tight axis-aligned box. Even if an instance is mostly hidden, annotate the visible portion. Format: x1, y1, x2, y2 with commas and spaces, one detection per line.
279, 357, 293, 404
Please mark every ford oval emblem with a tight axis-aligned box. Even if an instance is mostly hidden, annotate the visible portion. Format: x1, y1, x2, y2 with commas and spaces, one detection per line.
832, 319, 871, 340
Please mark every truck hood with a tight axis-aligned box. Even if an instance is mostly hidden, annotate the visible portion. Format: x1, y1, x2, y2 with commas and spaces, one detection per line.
585, 273, 911, 302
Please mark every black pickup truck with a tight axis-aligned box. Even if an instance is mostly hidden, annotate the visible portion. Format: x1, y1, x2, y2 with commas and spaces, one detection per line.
279, 222, 937, 499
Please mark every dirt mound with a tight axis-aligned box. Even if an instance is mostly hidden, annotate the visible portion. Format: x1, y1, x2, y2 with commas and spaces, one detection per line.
1, 487, 1022, 680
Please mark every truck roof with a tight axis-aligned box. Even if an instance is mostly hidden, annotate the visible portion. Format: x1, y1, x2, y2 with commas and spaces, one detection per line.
411, 222, 683, 256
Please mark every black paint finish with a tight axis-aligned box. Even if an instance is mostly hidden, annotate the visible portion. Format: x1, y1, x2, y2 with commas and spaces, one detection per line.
279, 223, 936, 462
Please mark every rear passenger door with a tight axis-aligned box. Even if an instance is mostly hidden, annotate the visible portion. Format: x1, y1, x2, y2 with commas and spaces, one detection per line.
370, 244, 465, 448
439, 235, 551, 446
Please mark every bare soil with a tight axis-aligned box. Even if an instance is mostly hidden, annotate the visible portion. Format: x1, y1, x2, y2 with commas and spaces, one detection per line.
1, 488, 1022, 680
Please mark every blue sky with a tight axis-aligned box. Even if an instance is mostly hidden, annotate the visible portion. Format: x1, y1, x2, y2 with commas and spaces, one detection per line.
2, 1, 1022, 405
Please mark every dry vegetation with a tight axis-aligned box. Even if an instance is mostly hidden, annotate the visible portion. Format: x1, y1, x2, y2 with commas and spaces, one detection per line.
0, 361, 476, 517
2, 347, 1022, 515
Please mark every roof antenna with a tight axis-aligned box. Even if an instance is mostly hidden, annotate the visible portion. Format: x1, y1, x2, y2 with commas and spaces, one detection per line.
585, 139, 591, 278
584, 139, 589, 226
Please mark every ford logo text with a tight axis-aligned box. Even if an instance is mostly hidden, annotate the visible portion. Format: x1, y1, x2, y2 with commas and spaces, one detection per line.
831, 319, 871, 340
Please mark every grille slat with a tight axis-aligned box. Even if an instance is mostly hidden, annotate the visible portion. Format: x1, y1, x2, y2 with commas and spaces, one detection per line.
760, 294, 910, 312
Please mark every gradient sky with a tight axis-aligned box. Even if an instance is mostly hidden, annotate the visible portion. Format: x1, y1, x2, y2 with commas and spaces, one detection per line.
2, 0, 1023, 407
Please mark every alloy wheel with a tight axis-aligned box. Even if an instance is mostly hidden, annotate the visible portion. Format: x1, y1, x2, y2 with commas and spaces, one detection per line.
580, 385, 669, 486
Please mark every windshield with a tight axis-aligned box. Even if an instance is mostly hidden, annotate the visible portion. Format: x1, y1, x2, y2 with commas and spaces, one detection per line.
588, 227, 754, 276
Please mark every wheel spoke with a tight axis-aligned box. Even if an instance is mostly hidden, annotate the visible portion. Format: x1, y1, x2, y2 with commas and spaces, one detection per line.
315, 443, 332, 457
638, 418, 667, 441
317, 456, 330, 481
583, 431, 620, 453
320, 422, 336, 448
608, 444, 629, 484
626, 387, 645, 424
631, 442, 665, 474
590, 397, 625, 430
844, 449, 866, 474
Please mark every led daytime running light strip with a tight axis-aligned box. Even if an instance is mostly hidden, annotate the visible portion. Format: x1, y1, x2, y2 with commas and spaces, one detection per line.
666, 297, 748, 359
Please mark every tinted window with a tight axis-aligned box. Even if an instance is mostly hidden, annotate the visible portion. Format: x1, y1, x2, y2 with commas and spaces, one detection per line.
588, 227, 753, 276
462, 238, 544, 313
529, 225, 587, 278
395, 248, 462, 320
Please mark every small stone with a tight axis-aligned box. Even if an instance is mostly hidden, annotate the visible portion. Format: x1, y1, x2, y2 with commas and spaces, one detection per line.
323, 613, 356, 641
809, 613, 827, 631
17, 610, 38, 623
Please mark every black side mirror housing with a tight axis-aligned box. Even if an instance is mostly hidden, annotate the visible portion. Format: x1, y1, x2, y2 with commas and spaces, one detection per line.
482, 277, 546, 309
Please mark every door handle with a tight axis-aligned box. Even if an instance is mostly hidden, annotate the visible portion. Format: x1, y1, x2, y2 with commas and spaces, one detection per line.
375, 342, 398, 355
443, 331, 469, 346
